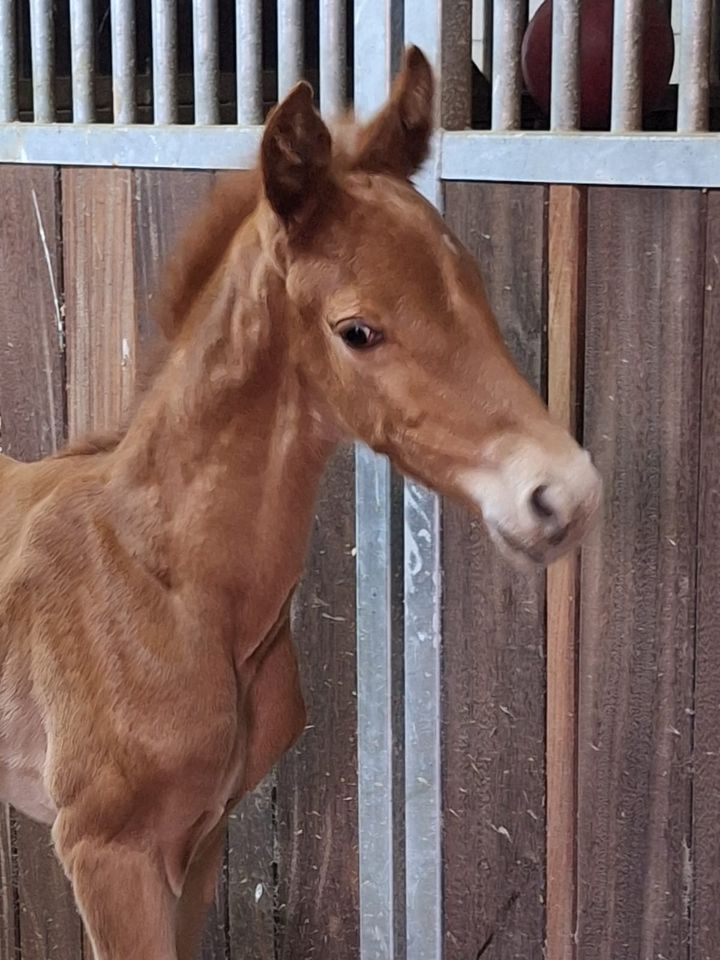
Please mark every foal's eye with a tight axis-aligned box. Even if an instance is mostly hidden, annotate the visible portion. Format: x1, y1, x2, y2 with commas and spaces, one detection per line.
337, 321, 384, 350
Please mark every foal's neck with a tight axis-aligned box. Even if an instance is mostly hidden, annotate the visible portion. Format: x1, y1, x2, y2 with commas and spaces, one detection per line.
117, 224, 333, 651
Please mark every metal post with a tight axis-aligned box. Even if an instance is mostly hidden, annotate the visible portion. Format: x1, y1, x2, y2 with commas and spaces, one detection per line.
403, 2, 451, 958
70, 0, 94, 123
677, 0, 712, 132
111, 0, 136, 124
152, 0, 177, 124
550, 0, 580, 130
193, 0, 219, 124
610, 0, 643, 131
29, 0, 54, 122
277, 0, 303, 100
491, 0, 525, 130
320, 0, 346, 117
354, 6, 395, 958
0, 0, 17, 122
236, 0, 262, 124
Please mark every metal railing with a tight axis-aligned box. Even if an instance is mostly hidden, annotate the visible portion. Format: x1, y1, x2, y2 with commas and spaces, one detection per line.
0, 0, 718, 184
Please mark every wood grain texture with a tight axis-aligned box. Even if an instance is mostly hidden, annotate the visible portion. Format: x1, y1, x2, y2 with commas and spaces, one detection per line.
63, 168, 137, 437
275, 447, 359, 960
0, 806, 16, 960
692, 189, 720, 960
546, 185, 586, 960
228, 785, 275, 960
133, 169, 215, 347
0, 166, 65, 459
442, 182, 548, 960
0, 165, 83, 960
578, 187, 703, 960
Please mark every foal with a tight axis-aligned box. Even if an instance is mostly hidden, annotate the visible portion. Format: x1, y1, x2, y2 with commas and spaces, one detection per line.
0, 47, 600, 959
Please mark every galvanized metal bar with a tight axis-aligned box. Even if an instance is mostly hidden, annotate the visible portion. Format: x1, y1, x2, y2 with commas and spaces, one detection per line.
319, 0, 346, 116
277, 0, 303, 100
441, 129, 720, 188
610, 0, 643, 131
193, 0, 219, 124
0, 0, 17, 122
110, 0, 136, 124
69, 0, 94, 123
491, 0, 524, 130
355, 451, 395, 960
402, 486, 442, 960
402, 5, 445, 959
353, 0, 392, 118
236, 0, 262, 124
354, 7, 395, 960
0, 123, 263, 168
152, 0, 178, 124
550, 0, 580, 130
29, 0, 54, 122
677, 0, 712, 132
3, 126, 720, 189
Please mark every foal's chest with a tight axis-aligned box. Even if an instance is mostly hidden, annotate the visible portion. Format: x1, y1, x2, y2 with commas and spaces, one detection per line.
0, 692, 55, 823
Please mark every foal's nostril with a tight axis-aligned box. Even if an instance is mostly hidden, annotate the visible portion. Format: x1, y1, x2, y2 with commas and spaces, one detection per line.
529, 485, 555, 522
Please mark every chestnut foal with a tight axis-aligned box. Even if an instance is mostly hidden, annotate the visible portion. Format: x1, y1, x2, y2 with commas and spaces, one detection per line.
0, 48, 600, 959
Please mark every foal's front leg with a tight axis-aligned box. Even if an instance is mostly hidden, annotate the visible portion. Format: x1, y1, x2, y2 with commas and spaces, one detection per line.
54, 815, 178, 960
175, 817, 228, 960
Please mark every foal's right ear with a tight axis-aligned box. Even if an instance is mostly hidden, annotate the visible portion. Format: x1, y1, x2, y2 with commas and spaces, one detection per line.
261, 82, 333, 234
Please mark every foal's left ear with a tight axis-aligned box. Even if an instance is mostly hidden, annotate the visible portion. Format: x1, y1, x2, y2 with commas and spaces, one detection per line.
354, 45, 434, 180
261, 82, 333, 233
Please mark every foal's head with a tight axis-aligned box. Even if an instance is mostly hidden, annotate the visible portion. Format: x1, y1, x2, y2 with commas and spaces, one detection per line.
182, 47, 599, 567
249, 46, 601, 566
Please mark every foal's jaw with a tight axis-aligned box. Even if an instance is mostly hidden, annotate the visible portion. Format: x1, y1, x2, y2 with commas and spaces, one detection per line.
457, 434, 602, 567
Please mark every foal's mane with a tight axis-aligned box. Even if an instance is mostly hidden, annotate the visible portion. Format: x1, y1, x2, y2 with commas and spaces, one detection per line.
55, 170, 261, 459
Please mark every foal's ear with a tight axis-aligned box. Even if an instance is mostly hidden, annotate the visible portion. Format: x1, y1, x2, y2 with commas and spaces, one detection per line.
261, 82, 333, 232
354, 46, 434, 180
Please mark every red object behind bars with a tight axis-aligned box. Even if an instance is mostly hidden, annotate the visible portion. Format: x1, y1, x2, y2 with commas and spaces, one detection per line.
521, 0, 675, 129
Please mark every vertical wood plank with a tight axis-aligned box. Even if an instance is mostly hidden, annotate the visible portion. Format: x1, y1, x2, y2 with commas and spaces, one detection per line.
578, 187, 703, 960
275, 448, 359, 960
0, 164, 84, 960
0, 166, 65, 460
0, 807, 16, 960
227, 785, 275, 960
63, 168, 137, 437
133, 170, 216, 347
692, 189, 720, 960
443, 182, 548, 960
546, 184, 587, 960
63, 167, 139, 959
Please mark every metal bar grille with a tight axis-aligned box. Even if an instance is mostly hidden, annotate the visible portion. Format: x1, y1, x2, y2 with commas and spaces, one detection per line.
277, 0, 304, 99
236, 0, 262, 124
610, 0, 643, 131
111, 0, 136, 124
152, 0, 178, 124
70, 0, 94, 124
551, 0, 580, 130
29, 0, 54, 122
678, 0, 712, 131
491, 0, 524, 130
320, 0, 346, 116
193, 0, 220, 124
0, 0, 17, 122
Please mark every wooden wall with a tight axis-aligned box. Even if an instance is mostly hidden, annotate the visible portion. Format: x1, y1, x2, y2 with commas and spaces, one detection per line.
0, 169, 718, 960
